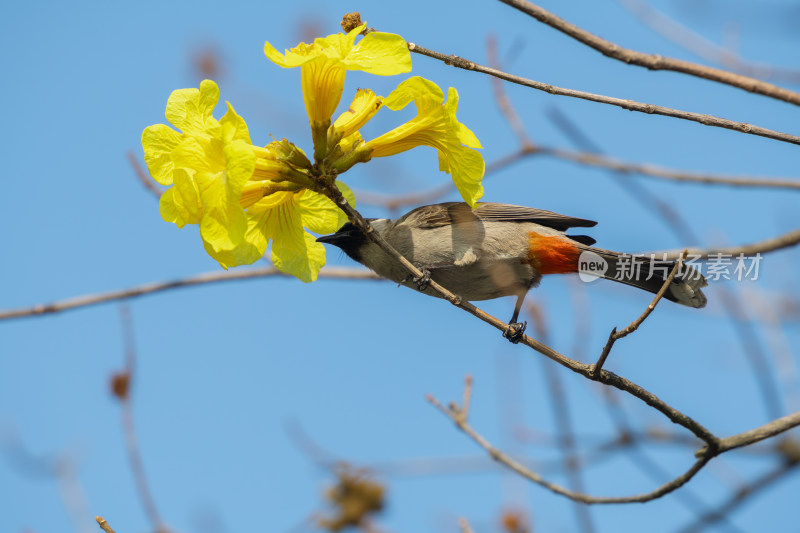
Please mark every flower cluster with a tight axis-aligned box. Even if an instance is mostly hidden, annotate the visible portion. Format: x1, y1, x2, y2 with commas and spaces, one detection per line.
142, 21, 485, 281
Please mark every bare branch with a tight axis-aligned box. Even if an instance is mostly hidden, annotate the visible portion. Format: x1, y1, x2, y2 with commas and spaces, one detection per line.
487, 34, 535, 149
497, 0, 800, 105
459, 517, 475, 533
407, 43, 800, 146
535, 145, 800, 190
658, 228, 800, 260
710, 411, 800, 455
115, 306, 168, 533
95, 517, 117, 533
615, 0, 800, 85
427, 383, 713, 504
127, 151, 164, 199
677, 461, 800, 533
594, 251, 687, 374
358, 143, 800, 214
530, 303, 596, 532
0, 267, 380, 321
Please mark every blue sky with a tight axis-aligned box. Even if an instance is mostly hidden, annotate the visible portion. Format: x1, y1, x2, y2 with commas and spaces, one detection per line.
1, 1, 799, 532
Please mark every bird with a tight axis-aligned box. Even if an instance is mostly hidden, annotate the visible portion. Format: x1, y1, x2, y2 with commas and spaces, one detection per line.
317, 202, 707, 342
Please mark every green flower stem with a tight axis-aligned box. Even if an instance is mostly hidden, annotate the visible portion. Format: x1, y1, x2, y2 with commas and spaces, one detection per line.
330, 145, 373, 174
263, 182, 304, 195
326, 126, 344, 153
278, 165, 317, 189
311, 119, 331, 163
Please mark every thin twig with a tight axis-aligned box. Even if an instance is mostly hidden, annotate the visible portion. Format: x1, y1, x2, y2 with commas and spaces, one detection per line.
427, 384, 713, 504
95, 517, 117, 533
677, 461, 800, 533
530, 303, 596, 532
458, 517, 475, 533
594, 251, 688, 374
596, 390, 737, 527
357, 143, 800, 213
487, 34, 535, 149
615, 0, 800, 85
658, 229, 800, 260
497, 0, 800, 106
127, 151, 164, 198
708, 411, 800, 456
535, 145, 800, 190
0, 267, 380, 321
407, 43, 800, 146
117, 305, 168, 533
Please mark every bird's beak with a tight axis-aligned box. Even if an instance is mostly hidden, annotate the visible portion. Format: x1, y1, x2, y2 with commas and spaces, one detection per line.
315, 234, 339, 244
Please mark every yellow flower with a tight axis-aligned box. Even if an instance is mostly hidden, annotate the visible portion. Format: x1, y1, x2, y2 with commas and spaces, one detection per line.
264, 25, 411, 124
211, 184, 356, 281
330, 88, 383, 141
363, 77, 485, 207
142, 80, 310, 267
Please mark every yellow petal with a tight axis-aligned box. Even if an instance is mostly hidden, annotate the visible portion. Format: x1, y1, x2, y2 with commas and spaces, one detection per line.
344, 31, 412, 75
301, 58, 346, 123
295, 182, 353, 235
332, 88, 382, 139
220, 102, 252, 145
163, 169, 203, 226
438, 145, 485, 207
142, 124, 183, 185
383, 76, 443, 112
165, 79, 221, 136
267, 204, 326, 283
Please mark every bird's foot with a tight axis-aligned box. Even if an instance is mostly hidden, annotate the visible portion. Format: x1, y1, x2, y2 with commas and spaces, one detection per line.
410, 267, 431, 291
503, 321, 527, 344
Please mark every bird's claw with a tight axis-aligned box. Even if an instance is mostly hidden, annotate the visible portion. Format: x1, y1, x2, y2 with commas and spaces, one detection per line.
411, 267, 431, 291
503, 321, 527, 344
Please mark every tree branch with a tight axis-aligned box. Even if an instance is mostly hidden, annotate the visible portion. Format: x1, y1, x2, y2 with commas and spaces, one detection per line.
709, 411, 800, 455
0, 267, 380, 321
658, 228, 800, 260
427, 380, 713, 504
594, 251, 687, 374
407, 43, 800, 146
615, 0, 800, 85
497, 0, 800, 106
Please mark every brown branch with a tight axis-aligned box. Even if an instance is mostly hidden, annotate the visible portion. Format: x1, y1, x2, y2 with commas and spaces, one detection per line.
358, 143, 800, 213
0, 267, 380, 321
459, 517, 475, 533
95, 517, 117, 533
116, 306, 168, 533
594, 251, 687, 374
407, 43, 800, 146
616, 0, 800, 85
427, 381, 713, 504
487, 34, 535, 149
658, 228, 800, 260
708, 411, 800, 456
127, 151, 164, 198
677, 461, 800, 533
535, 145, 800, 190
531, 304, 596, 532
497, 0, 800, 106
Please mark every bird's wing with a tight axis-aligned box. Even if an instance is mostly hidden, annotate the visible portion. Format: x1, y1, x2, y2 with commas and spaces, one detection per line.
399, 202, 597, 231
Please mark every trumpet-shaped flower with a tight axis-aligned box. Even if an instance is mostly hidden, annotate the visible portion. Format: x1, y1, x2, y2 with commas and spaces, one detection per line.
331, 88, 383, 142
142, 80, 313, 268
264, 25, 411, 124
362, 77, 485, 207
142, 80, 255, 252
211, 184, 356, 281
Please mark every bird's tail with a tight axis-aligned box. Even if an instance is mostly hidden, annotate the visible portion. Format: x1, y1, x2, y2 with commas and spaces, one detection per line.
576, 246, 707, 308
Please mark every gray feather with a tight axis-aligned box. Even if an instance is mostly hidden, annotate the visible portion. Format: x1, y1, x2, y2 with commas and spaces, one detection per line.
397, 202, 597, 231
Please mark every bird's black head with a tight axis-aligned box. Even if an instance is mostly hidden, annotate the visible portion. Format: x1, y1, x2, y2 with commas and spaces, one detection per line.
316, 221, 369, 262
